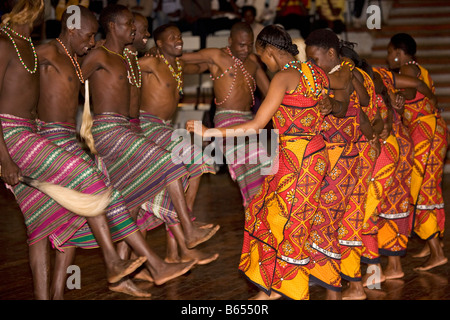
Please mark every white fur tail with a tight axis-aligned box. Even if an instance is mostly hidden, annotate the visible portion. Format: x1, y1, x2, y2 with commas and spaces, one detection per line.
80, 80, 98, 155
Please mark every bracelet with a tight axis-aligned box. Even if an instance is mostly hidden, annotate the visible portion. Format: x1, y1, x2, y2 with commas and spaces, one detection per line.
341, 60, 355, 71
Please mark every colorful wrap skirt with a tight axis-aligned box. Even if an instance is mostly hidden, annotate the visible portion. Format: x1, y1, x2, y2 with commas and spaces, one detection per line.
37, 121, 142, 248
409, 114, 448, 240
239, 134, 328, 300
214, 109, 273, 208
307, 141, 359, 290
361, 133, 400, 263
139, 111, 216, 179
377, 120, 414, 257
0, 114, 115, 251
91, 113, 189, 226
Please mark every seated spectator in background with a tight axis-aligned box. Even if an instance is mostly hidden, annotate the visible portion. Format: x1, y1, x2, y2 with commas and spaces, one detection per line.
273, 0, 311, 39
313, 0, 346, 34
241, 5, 264, 40
117, 0, 154, 33
179, 0, 213, 48
153, 0, 182, 30
211, 0, 241, 34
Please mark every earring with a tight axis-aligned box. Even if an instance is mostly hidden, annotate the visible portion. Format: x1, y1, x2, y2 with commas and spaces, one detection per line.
394, 57, 399, 62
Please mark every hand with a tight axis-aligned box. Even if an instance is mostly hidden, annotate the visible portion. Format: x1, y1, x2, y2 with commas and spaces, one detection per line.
145, 46, 159, 58
318, 96, 333, 116
186, 120, 207, 136
390, 92, 405, 111
0, 158, 22, 186
369, 135, 381, 158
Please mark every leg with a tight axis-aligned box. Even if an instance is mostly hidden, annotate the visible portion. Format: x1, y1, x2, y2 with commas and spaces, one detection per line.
414, 237, 448, 272
326, 289, 342, 300
29, 238, 51, 300
342, 281, 366, 300
165, 228, 181, 263
384, 256, 404, 279
50, 246, 76, 300
123, 230, 197, 286
249, 291, 282, 300
166, 179, 220, 249
185, 176, 201, 212
85, 215, 147, 283
167, 224, 219, 265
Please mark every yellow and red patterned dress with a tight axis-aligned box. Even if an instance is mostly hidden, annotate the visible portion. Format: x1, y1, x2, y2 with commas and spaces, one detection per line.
239, 60, 329, 300
401, 62, 448, 241
306, 63, 364, 290
372, 67, 414, 257
361, 69, 401, 263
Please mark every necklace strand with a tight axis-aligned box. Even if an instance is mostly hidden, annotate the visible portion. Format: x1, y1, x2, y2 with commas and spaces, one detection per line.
215, 47, 256, 107
56, 38, 84, 83
123, 48, 142, 88
160, 52, 183, 95
1, 24, 37, 74
282, 60, 325, 100
101, 45, 125, 59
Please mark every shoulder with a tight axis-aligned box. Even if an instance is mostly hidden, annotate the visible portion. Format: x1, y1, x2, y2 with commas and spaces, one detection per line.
36, 41, 59, 62
138, 54, 159, 71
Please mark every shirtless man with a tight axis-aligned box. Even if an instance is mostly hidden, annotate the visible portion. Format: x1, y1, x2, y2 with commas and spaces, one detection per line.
81, 5, 219, 257
135, 22, 219, 265
35, 5, 200, 299
181, 21, 272, 208
0, 0, 148, 299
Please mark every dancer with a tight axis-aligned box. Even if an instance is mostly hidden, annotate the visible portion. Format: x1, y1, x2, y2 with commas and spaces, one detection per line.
387, 33, 448, 272
181, 21, 272, 208
0, 0, 147, 299
135, 22, 218, 264
304, 28, 380, 300
36, 5, 198, 299
188, 24, 331, 300
81, 4, 219, 254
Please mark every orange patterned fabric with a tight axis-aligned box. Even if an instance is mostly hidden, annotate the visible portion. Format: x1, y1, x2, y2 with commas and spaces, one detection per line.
239, 62, 329, 300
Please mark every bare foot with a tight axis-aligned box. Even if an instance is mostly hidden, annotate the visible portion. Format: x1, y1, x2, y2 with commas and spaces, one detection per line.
109, 278, 152, 298
413, 241, 444, 258
342, 282, 367, 300
384, 267, 404, 280
107, 256, 147, 283
414, 256, 448, 272
412, 243, 431, 258
166, 251, 219, 265
152, 260, 197, 286
185, 250, 219, 265
133, 268, 154, 282
185, 225, 220, 249
249, 290, 282, 300
194, 220, 214, 229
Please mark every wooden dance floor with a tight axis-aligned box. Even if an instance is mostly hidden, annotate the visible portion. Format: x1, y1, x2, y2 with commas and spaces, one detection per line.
0, 169, 450, 301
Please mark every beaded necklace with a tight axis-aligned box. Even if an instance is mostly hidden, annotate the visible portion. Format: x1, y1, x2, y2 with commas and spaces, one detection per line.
0, 24, 37, 74
101, 45, 125, 59
159, 52, 183, 95
282, 60, 325, 100
214, 47, 256, 107
56, 38, 84, 83
102, 45, 136, 86
123, 48, 142, 88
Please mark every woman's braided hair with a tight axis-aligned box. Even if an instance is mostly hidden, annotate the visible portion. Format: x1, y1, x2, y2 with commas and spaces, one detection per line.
256, 24, 299, 56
